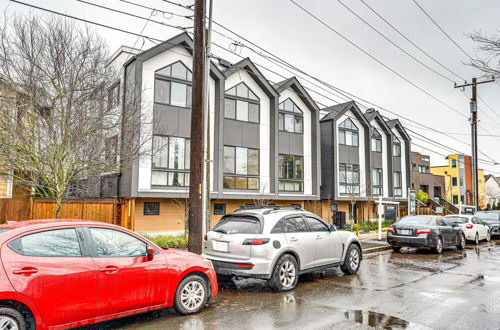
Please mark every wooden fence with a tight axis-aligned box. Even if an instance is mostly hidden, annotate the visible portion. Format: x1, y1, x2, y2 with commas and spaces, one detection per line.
0, 197, 135, 230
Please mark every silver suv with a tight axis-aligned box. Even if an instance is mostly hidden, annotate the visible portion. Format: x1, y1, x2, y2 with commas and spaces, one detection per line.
202, 206, 362, 291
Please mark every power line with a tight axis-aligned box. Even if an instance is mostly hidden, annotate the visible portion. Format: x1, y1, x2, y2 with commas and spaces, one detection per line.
11, 0, 500, 174
359, 0, 464, 82
336, 0, 455, 83
411, 0, 473, 61
288, 0, 468, 119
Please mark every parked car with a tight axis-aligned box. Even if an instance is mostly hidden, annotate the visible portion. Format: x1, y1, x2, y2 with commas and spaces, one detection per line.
0, 219, 217, 330
387, 215, 465, 253
474, 211, 500, 237
202, 206, 362, 292
444, 214, 490, 244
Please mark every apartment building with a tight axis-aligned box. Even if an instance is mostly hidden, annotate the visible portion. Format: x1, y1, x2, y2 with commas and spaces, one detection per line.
112, 33, 321, 234
430, 154, 486, 209
319, 102, 411, 223
410, 152, 445, 200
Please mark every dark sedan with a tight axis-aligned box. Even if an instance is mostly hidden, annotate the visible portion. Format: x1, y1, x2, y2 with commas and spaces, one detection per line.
387, 215, 465, 253
475, 211, 500, 237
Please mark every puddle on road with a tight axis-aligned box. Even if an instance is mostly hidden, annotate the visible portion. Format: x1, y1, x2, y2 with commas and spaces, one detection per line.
345, 310, 417, 329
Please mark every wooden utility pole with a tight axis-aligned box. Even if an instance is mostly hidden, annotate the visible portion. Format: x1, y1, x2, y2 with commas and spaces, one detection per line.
188, 0, 206, 254
454, 76, 495, 209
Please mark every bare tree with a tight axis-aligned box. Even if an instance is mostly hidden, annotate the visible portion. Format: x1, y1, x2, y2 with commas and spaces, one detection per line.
469, 30, 500, 75
0, 14, 148, 217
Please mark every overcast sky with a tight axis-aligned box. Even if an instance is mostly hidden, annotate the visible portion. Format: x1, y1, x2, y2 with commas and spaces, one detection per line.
2, 0, 500, 174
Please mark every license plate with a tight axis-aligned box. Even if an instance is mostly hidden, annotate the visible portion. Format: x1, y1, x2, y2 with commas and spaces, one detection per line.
399, 229, 412, 235
212, 240, 229, 252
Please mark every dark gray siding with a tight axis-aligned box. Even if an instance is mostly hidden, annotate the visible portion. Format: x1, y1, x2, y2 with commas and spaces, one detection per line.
320, 121, 334, 200
278, 132, 304, 156
153, 105, 191, 138
393, 156, 402, 171
223, 120, 259, 148
338, 145, 359, 164
372, 152, 383, 168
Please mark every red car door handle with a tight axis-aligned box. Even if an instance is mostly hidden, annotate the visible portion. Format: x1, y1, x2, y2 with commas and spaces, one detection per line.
99, 266, 119, 274
13, 268, 38, 276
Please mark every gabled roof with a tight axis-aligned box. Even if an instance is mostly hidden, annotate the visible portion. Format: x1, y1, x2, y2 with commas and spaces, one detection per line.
273, 77, 319, 112
485, 174, 500, 186
223, 57, 278, 98
125, 32, 224, 80
386, 118, 411, 141
320, 101, 370, 127
364, 109, 392, 135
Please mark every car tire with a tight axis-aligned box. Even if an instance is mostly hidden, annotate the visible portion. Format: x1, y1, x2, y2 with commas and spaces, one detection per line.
340, 244, 361, 275
475, 233, 479, 245
434, 237, 443, 254
391, 246, 401, 252
0, 307, 26, 330
268, 254, 299, 292
456, 234, 466, 250
486, 231, 491, 242
173, 275, 209, 315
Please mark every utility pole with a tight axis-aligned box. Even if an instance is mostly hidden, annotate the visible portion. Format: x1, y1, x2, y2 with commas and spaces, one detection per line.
454, 76, 495, 209
188, 0, 206, 254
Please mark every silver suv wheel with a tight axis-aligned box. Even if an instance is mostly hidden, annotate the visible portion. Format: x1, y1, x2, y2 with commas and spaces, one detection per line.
348, 248, 360, 270
279, 260, 296, 288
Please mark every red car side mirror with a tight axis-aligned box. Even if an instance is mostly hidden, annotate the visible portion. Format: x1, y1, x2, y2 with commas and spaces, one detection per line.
146, 246, 155, 261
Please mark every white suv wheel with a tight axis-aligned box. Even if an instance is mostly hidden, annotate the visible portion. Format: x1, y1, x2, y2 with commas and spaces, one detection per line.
279, 260, 296, 288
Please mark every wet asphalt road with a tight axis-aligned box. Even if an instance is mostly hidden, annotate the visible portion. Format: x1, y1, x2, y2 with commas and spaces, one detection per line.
80, 240, 500, 330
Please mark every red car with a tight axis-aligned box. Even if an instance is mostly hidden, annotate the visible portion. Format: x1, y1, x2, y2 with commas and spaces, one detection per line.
0, 219, 217, 329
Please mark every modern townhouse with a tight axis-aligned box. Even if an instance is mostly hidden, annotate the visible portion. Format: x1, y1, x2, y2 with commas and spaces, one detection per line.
410, 151, 445, 200
319, 101, 411, 224
110, 33, 321, 234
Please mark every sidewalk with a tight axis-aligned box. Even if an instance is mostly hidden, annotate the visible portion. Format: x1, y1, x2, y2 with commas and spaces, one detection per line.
357, 231, 391, 254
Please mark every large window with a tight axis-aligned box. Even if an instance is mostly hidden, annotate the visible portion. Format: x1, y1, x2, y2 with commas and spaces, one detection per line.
151, 136, 190, 186
393, 136, 401, 156
371, 128, 382, 152
452, 177, 458, 186
154, 61, 192, 108
394, 171, 402, 196
372, 168, 383, 196
339, 163, 360, 194
338, 118, 359, 147
279, 154, 303, 192
451, 158, 457, 168
224, 83, 259, 123
278, 98, 303, 134
223, 146, 259, 190
418, 165, 428, 173
108, 81, 120, 109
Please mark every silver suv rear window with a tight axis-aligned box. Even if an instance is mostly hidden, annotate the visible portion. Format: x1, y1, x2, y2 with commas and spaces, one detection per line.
213, 215, 261, 234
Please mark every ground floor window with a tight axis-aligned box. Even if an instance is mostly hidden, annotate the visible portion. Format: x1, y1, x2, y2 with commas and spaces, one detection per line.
339, 163, 360, 194
452, 195, 459, 204
279, 154, 303, 192
144, 202, 160, 215
372, 168, 383, 196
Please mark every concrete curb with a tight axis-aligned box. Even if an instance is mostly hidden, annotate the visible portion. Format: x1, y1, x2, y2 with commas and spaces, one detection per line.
362, 245, 392, 254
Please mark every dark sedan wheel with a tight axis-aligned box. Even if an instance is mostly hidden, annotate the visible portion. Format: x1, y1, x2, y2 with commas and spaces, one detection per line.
435, 237, 443, 254
340, 244, 361, 275
174, 275, 209, 315
391, 246, 401, 252
457, 234, 465, 250
0, 307, 26, 330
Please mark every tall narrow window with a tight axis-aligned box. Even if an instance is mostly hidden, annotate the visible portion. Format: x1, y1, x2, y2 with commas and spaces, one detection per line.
154, 61, 192, 108
339, 163, 360, 194
393, 136, 401, 156
338, 118, 359, 147
224, 83, 260, 123
371, 128, 382, 152
278, 98, 303, 134
223, 146, 259, 190
372, 168, 383, 195
151, 136, 190, 187
394, 171, 402, 196
278, 154, 304, 192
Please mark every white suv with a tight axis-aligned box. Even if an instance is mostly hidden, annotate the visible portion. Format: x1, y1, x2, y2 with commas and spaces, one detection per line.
202, 206, 362, 291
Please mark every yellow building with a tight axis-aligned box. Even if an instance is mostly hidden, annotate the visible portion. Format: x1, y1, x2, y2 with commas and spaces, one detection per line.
430, 154, 487, 209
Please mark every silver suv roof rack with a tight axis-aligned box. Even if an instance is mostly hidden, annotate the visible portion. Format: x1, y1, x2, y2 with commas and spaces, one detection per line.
234, 204, 303, 215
